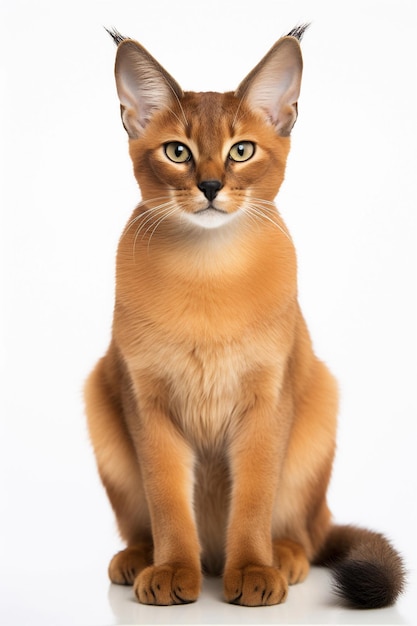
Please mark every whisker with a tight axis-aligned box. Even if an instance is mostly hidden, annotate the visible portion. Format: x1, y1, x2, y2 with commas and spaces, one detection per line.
121, 197, 172, 239
231, 91, 247, 130
240, 204, 263, 231
123, 207, 157, 239
137, 201, 177, 233
166, 105, 188, 128
132, 194, 200, 254
132, 206, 173, 241
249, 196, 277, 207
140, 202, 178, 238
128, 194, 200, 255
164, 82, 189, 129
133, 201, 178, 252
243, 202, 292, 241
146, 205, 180, 251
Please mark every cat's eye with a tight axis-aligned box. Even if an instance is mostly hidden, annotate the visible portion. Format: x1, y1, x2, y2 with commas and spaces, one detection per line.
229, 141, 255, 162
164, 142, 192, 163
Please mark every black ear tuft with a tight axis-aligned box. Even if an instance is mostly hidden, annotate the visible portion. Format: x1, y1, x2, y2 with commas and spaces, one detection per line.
105, 27, 127, 46
286, 23, 310, 41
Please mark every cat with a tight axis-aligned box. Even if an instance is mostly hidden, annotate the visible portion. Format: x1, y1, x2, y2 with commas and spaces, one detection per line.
84, 25, 406, 608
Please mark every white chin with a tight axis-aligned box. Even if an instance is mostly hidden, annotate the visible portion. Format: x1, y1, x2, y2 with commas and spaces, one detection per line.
184, 208, 239, 230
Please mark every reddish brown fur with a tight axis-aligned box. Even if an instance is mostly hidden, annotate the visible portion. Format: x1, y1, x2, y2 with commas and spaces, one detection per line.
84, 33, 405, 607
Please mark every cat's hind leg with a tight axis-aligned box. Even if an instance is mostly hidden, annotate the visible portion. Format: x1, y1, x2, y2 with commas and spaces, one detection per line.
108, 542, 153, 585
272, 538, 310, 585
84, 354, 152, 585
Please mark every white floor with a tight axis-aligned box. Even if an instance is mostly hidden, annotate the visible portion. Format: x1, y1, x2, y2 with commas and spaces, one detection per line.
1, 562, 415, 626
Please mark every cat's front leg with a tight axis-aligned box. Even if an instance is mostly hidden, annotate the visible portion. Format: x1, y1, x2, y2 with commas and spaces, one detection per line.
128, 398, 202, 605
223, 383, 291, 606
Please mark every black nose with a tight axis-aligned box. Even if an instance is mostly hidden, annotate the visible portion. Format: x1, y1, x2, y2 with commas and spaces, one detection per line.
198, 180, 223, 202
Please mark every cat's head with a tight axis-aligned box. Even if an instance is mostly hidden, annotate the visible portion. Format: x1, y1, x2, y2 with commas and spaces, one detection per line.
109, 27, 306, 231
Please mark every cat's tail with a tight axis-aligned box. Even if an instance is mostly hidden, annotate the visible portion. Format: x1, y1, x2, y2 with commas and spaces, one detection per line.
314, 524, 406, 608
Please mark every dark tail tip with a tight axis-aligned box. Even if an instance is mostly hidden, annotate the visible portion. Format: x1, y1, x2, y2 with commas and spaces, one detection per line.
317, 525, 407, 609
315, 525, 406, 609
286, 23, 310, 41
331, 559, 406, 609
104, 27, 126, 46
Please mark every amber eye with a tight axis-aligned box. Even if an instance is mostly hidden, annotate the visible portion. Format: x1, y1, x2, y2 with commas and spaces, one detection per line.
164, 142, 192, 163
229, 141, 255, 162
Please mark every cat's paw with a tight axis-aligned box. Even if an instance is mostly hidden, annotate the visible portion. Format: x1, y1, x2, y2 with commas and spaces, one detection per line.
108, 545, 151, 585
134, 564, 201, 605
273, 539, 310, 585
224, 565, 288, 606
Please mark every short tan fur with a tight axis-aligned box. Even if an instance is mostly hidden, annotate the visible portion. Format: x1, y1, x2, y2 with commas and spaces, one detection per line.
84, 27, 405, 607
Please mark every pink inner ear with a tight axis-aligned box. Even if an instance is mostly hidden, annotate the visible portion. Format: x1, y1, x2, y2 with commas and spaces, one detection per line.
114, 41, 183, 139
245, 77, 300, 135
275, 104, 298, 136
236, 37, 303, 136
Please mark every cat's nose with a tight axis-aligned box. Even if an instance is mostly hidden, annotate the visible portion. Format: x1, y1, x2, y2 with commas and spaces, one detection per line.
198, 180, 223, 202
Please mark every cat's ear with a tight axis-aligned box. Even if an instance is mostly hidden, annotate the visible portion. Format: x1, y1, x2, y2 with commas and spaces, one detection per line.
235, 36, 303, 136
114, 40, 183, 138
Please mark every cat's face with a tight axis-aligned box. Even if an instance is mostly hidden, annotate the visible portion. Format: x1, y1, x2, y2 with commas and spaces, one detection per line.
129, 91, 291, 230
113, 34, 303, 232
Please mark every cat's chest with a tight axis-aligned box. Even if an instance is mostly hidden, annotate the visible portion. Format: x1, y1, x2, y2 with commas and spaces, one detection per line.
137, 324, 285, 446
115, 234, 296, 442
170, 341, 242, 440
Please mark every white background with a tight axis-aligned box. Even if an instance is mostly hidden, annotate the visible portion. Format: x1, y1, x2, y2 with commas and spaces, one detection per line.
1, 1, 416, 625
